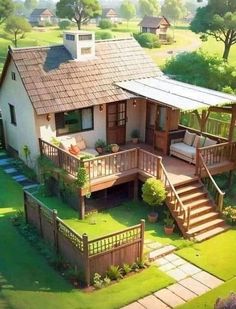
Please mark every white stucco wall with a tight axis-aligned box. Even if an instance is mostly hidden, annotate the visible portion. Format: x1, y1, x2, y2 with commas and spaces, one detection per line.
126, 98, 146, 142
0, 60, 39, 166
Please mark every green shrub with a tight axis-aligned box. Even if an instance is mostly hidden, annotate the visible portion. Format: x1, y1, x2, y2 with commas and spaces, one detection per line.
99, 18, 113, 29
122, 263, 132, 275
133, 33, 161, 49
95, 31, 113, 40
107, 265, 123, 280
223, 206, 236, 225
142, 178, 166, 209
58, 20, 71, 30
93, 273, 103, 289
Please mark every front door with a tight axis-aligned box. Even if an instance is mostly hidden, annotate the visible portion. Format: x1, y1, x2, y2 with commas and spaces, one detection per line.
107, 101, 126, 144
145, 101, 157, 145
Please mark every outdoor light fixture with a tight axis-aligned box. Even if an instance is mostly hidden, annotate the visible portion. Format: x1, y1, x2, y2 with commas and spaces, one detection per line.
46, 113, 51, 121
133, 99, 137, 108
99, 104, 104, 112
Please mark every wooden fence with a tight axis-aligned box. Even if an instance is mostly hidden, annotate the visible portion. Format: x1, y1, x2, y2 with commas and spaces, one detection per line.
0, 116, 5, 149
24, 191, 145, 286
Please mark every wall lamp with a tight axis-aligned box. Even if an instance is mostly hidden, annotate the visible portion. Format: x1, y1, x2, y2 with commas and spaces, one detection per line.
46, 113, 51, 121
99, 104, 104, 112
133, 99, 137, 108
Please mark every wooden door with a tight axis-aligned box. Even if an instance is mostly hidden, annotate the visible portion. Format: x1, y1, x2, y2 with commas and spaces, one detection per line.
145, 101, 156, 145
107, 101, 126, 144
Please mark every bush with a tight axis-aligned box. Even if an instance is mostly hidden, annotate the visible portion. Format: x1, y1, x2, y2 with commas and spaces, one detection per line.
222, 206, 236, 225
95, 31, 113, 40
215, 292, 236, 309
133, 33, 161, 49
99, 18, 113, 29
142, 178, 166, 209
58, 20, 71, 30
166, 34, 174, 44
107, 265, 123, 280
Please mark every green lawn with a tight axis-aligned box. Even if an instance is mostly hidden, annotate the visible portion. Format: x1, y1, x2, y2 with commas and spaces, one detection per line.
178, 277, 236, 309
177, 229, 236, 281
0, 167, 175, 309
33, 192, 191, 249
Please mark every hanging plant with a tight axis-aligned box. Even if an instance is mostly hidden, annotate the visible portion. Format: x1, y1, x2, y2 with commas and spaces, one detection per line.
22, 145, 31, 161
75, 166, 91, 198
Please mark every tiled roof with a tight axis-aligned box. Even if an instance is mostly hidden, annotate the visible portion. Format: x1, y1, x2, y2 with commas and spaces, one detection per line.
30, 8, 54, 17
10, 38, 161, 115
139, 16, 169, 28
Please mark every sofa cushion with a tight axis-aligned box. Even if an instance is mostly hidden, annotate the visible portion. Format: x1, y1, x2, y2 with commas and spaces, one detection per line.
183, 131, 196, 146
77, 139, 86, 150
170, 142, 196, 159
69, 144, 80, 156
204, 137, 217, 147
193, 135, 200, 148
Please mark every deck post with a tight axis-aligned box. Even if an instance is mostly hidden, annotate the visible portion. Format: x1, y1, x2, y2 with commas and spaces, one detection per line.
140, 219, 145, 259
23, 191, 28, 224
83, 233, 90, 286
52, 209, 58, 252
229, 105, 236, 141
133, 178, 139, 201
79, 189, 85, 220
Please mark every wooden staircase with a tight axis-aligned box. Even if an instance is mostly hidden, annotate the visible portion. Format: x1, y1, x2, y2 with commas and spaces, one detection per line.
167, 178, 229, 242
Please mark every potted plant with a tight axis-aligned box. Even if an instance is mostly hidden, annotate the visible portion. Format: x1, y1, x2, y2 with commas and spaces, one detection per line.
95, 139, 106, 154
142, 178, 166, 223
164, 211, 175, 235
110, 144, 119, 153
131, 129, 140, 144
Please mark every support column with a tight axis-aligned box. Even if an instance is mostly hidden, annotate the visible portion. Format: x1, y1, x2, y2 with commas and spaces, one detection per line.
229, 105, 236, 141
133, 178, 139, 201
79, 189, 85, 220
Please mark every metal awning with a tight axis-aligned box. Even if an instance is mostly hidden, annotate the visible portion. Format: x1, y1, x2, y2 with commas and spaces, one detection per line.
116, 76, 236, 111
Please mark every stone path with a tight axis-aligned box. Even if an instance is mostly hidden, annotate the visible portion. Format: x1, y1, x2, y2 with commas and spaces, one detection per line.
121, 253, 223, 309
144, 239, 176, 261
0, 152, 39, 190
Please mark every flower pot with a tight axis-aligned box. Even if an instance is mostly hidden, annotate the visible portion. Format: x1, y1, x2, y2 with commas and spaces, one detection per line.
111, 145, 119, 153
148, 212, 158, 223
96, 147, 104, 154
132, 138, 139, 144
164, 225, 175, 235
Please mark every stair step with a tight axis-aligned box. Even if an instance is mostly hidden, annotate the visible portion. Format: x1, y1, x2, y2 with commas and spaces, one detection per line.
181, 191, 207, 204
189, 205, 213, 218
148, 245, 176, 261
184, 198, 212, 209
184, 212, 220, 228
194, 225, 230, 242
176, 183, 203, 196
173, 178, 199, 189
186, 218, 225, 236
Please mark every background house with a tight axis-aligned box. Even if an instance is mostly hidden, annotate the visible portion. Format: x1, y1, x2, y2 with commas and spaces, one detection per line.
102, 8, 119, 23
139, 16, 170, 41
29, 8, 57, 26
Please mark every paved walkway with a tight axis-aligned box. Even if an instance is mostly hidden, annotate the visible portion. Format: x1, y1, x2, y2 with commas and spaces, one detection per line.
122, 253, 223, 309
0, 152, 38, 190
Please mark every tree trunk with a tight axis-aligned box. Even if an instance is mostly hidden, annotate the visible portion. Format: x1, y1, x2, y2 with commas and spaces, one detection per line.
76, 19, 81, 30
223, 42, 231, 61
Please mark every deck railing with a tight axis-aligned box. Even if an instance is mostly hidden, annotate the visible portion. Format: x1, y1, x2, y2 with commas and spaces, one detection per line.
138, 149, 162, 178
197, 153, 225, 212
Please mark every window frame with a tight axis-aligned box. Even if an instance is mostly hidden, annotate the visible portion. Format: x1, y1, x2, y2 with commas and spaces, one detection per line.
9, 104, 17, 126
11, 72, 16, 81
55, 107, 94, 136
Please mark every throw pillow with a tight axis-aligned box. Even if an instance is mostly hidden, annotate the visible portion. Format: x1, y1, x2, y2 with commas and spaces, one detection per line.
183, 131, 196, 146
77, 139, 86, 150
204, 137, 217, 147
69, 144, 80, 155
193, 135, 200, 148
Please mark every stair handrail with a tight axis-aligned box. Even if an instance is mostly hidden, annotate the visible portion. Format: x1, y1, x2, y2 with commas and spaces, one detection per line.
159, 160, 189, 227
197, 153, 225, 212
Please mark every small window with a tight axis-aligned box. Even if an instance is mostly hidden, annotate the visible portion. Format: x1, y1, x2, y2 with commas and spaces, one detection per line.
9, 104, 17, 125
65, 34, 75, 41
11, 72, 16, 81
81, 47, 91, 55
55, 107, 93, 136
78, 34, 92, 41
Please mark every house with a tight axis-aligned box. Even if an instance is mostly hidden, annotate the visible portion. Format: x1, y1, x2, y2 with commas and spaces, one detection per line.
139, 15, 171, 41
29, 8, 57, 26
102, 8, 119, 23
0, 30, 236, 240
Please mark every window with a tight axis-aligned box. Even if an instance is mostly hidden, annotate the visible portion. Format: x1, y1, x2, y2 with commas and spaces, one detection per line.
78, 34, 92, 41
11, 72, 16, 80
81, 47, 91, 55
9, 104, 17, 125
55, 107, 93, 136
65, 34, 75, 41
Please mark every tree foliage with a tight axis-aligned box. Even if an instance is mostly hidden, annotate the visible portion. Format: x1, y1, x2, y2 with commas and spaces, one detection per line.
190, 0, 236, 60
161, 0, 186, 23
133, 32, 161, 48
98, 18, 112, 29
24, 0, 37, 10
56, 0, 101, 30
5, 16, 31, 47
138, 0, 160, 17
120, 0, 136, 25
142, 178, 166, 208
163, 51, 236, 94
0, 0, 14, 24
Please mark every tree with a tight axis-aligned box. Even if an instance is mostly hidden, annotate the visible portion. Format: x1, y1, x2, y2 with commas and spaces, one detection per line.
0, 0, 14, 24
161, 0, 186, 23
24, 0, 37, 10
5, 16, 31, 47
138, 0, 160, 17
56, 0, 101, 30
142, 178, 166, 214
190, 0, 236, 61
120, 0, 136, 27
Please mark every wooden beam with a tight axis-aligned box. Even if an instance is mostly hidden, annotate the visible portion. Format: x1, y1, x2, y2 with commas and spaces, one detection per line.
229, 105, 236, 141
209, 106, 233, 114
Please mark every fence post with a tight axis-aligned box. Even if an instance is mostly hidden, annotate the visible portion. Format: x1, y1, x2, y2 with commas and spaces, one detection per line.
195, 148, 200, 176
38, 203, 43, 237
52, 209, 58, 252
140, 219, 145, 259
83, 233, 90, 287
157, 157, 162, 179
23, 191, 28, 224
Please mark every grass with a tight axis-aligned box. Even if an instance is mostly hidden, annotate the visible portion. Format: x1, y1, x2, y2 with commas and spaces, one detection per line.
0, 166, 175, 309
177, 229, 236, 281
33, 192, 191, 249
178, 277, 236, 309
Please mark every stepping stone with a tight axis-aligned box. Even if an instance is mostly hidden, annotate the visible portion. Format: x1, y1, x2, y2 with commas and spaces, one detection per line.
138, 294, 169, 309
121, 302, 145, 309
12, 175, 27, 181
144, 239, 154, 244
171, 258, 187, 267
147, 242, 163, 249
159, 263, 176, 272
165, 253, 179, 262
168, 283, 197, 301
154, 288, 185, 307
166, 268, 188, 281
155, 257, 169, 266
178, 263, 201, 276
0, 159, 13, 166
179, 277, 210, 296
192, 271, 223, 289
4, 167, 17, 174
23, 184, 39, 190
149, 245, 176, 260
